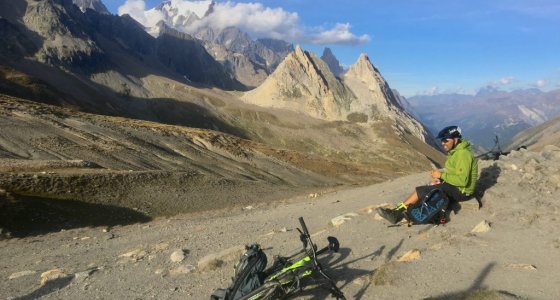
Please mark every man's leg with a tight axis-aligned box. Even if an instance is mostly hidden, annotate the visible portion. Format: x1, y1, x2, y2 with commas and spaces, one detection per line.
403, 191, 419, 207
376, 190, 418, 224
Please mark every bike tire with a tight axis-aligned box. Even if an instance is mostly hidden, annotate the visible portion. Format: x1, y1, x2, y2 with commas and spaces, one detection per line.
238, 281, 283, 300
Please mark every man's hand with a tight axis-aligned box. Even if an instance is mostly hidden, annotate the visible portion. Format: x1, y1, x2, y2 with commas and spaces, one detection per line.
430, 169, 441, 179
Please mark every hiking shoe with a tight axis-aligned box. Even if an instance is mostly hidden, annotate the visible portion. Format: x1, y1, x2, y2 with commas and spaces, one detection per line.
376, 207, 404, 224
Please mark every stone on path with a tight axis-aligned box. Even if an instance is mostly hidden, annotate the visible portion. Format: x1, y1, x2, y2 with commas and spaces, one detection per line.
170, 250, 186, 263
40, 268, 69, 285
397, 249, 421, 262
506, 263, 537, 271
8, 270, 36, 280
471, 220, 491, 233
329, 213, 359, 227
170, 265, 196, 276
119, 248, 147, 261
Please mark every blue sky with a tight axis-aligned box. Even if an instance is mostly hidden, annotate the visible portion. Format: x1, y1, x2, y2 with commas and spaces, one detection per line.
103, 0, 560, 97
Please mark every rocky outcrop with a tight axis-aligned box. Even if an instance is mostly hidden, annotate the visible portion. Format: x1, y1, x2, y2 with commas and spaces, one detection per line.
17, 0, 107, 70
155, 24, 243, 89
242, 46, 355, 120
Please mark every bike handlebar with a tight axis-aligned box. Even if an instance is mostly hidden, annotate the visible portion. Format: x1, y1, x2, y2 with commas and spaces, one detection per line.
298, 217, 309, 236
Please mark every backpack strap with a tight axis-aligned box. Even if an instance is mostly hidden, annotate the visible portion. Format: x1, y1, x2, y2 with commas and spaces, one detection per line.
210, 288, 228, 300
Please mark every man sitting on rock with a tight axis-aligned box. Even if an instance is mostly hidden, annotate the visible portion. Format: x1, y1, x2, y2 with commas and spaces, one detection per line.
376, 125, 478, 224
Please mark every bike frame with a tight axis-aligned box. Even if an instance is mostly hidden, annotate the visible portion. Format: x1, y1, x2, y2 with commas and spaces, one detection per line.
237, 217, 345, 300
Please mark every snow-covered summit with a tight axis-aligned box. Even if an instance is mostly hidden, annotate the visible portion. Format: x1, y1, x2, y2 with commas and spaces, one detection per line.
148, 0, 213, 31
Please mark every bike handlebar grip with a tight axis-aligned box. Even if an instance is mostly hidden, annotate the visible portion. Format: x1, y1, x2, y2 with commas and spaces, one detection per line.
298, 217, 309, 235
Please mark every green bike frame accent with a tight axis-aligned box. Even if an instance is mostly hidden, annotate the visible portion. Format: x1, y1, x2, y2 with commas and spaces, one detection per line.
267, 256, 313, 283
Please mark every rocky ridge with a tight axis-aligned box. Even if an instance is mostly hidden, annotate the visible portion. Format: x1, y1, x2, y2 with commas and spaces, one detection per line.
506, 114, 560, 151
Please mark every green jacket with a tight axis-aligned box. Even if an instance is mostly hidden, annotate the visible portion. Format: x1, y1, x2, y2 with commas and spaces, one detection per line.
440, 139, 478, 196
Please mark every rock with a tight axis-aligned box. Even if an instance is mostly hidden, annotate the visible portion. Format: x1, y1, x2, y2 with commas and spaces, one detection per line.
198, 245, 244, 272
170, 250, 186, 263
506, 263, 537, 271
352, 274, 371, 286
460, 201, 480, 211
471, 220, 491, 233
40, 268, 69, 285
169, 265, 196, 276
8, 270, 36, 280
153, 242, 170, 251
397, 249, 421, 262
119, 248, 147, 260
329, 213, 359, 227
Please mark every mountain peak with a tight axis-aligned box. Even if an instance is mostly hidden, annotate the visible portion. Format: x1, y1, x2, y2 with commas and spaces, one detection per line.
72, 0, 110, 15
242, 47, 354, 120
149, 0, 214, 31
321, 47, 343, 76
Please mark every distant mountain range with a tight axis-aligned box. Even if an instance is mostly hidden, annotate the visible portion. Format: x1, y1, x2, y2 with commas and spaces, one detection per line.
407, 89, 560, 150
0, 0, 445, 182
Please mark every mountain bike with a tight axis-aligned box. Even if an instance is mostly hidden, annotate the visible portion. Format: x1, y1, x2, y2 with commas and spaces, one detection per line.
218, 217, 346, 300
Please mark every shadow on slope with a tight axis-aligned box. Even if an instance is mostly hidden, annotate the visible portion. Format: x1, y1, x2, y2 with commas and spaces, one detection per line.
424, 262, 523, 300
0, 193, 151, 237
293, 239, 407, 299
475, 163, 502, 207
124, 95, 251, 140
13, 276, 74, 300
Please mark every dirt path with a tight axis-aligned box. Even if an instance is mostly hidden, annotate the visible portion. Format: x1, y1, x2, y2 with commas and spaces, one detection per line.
2, 151, 559, 300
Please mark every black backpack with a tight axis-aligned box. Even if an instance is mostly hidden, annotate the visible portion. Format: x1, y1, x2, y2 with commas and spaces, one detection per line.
211, 244, 268, 300
405, 188, 449, 224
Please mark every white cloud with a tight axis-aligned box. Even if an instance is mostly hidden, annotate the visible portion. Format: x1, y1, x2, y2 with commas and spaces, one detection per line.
534, 79, 547, 87
309, 23, 370, 45
190, 2, 302, 41
119, 0, 165, 28
499, 76, 514, 85
117, 0, 368, 45
425, 86, 439, 95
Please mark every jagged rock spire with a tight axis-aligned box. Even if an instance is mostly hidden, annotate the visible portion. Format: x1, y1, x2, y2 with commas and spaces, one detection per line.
242, 45, 354, 120
321, 47, 344, 76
